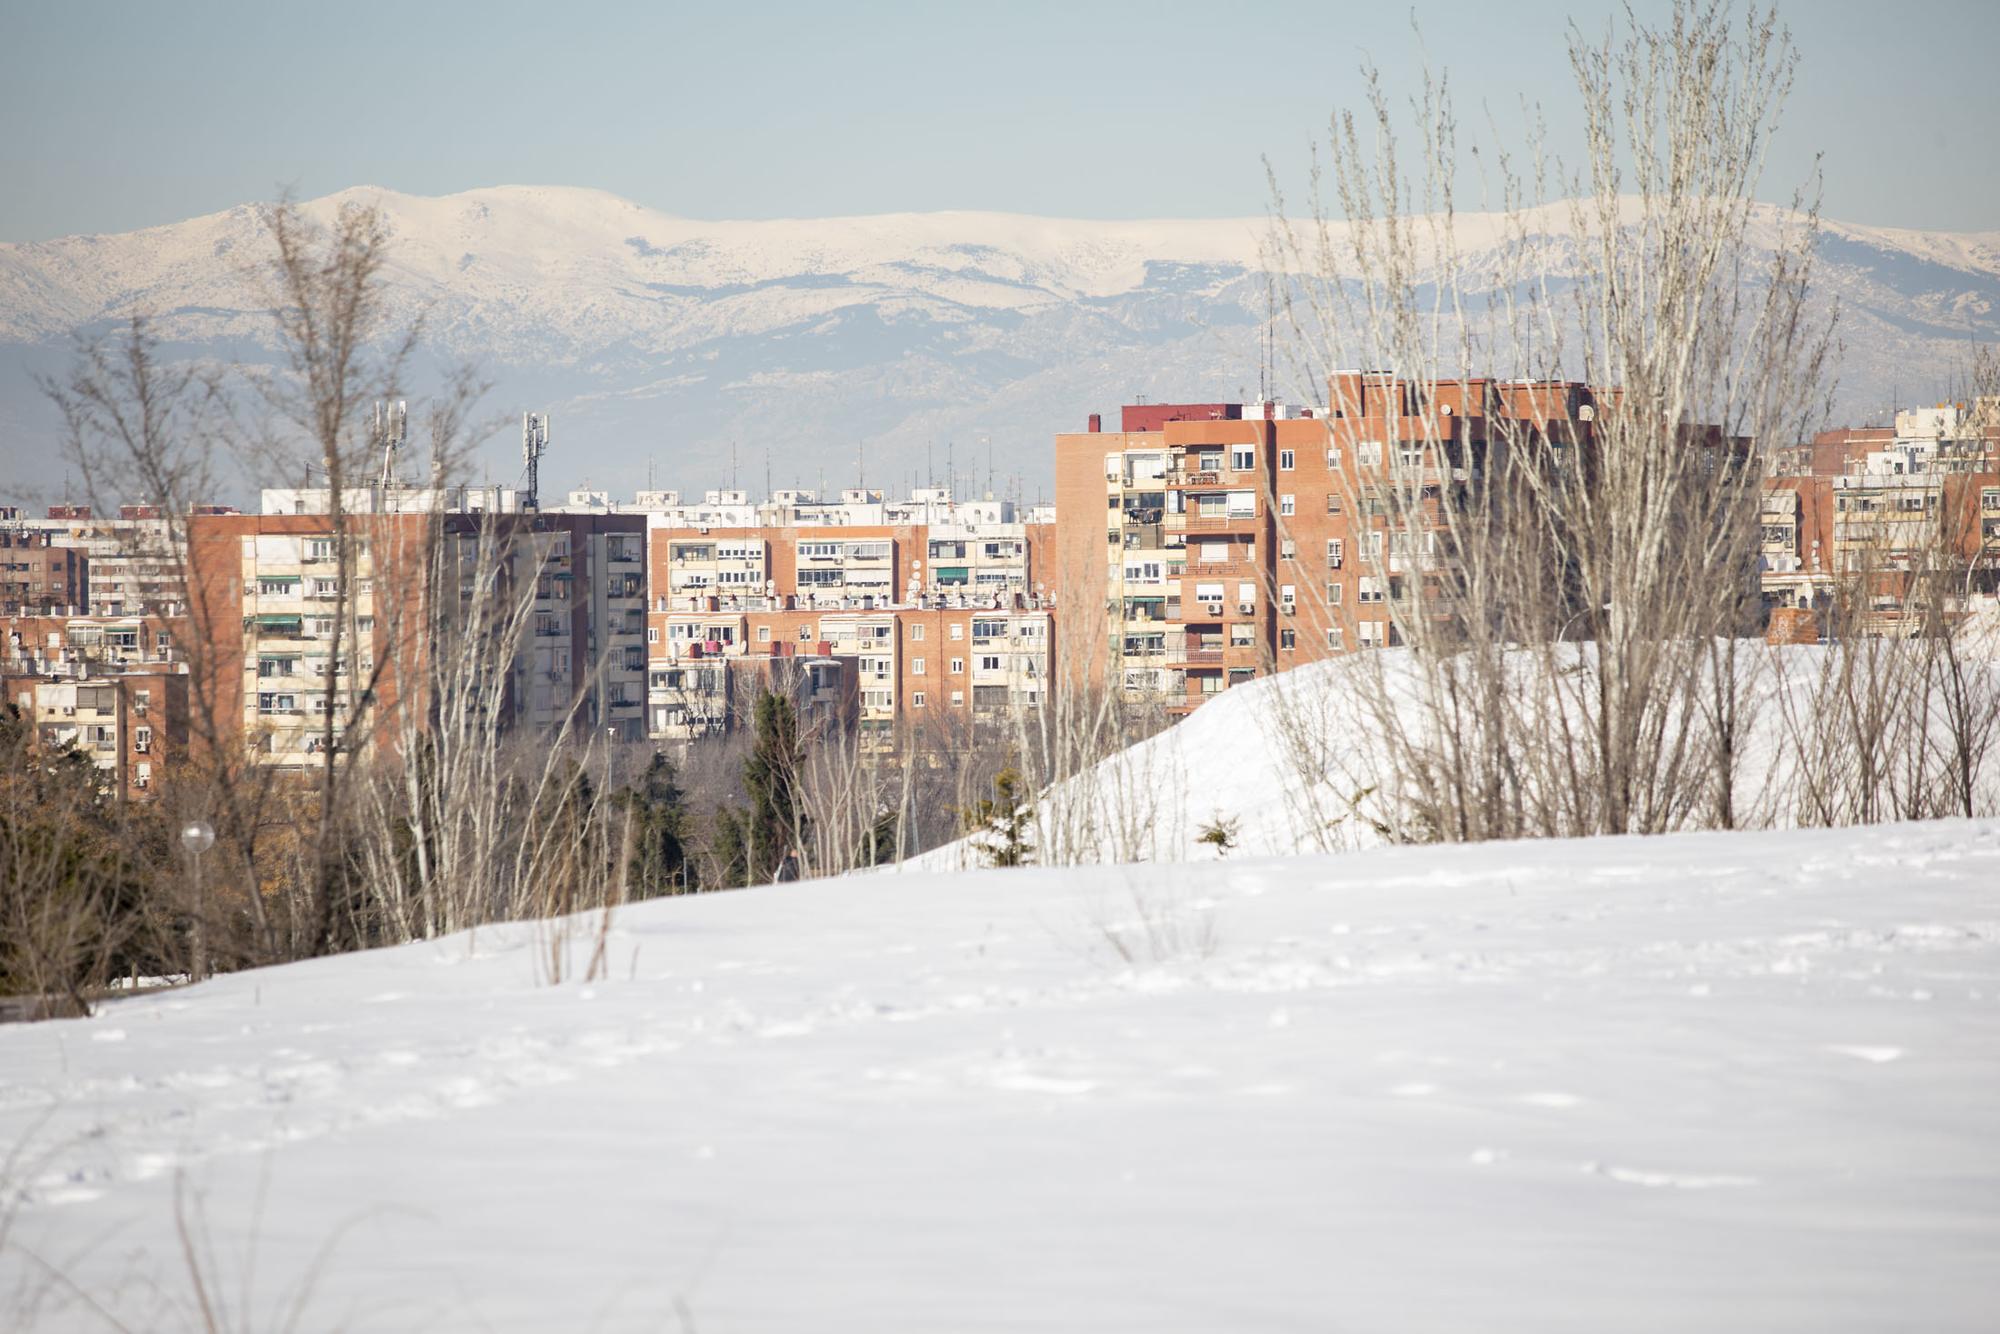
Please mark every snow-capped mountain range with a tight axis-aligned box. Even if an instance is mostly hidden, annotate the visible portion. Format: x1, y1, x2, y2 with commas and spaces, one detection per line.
2, 185, 1995, 507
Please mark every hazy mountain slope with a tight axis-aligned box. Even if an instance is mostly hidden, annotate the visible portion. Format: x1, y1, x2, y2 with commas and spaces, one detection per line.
2, 185, 1994, 507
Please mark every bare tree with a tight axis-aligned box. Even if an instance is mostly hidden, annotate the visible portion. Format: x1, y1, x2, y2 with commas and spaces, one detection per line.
1265, 0, 1835, 843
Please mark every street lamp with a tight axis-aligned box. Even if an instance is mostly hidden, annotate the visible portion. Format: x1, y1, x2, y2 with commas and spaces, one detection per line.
180, 820, 214, 982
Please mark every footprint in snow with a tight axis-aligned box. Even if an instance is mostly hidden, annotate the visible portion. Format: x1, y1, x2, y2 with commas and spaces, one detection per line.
1586, 1163, 1757, 1189
1516, 1092, 1583, 1108
1825, 1044, 1904, 1063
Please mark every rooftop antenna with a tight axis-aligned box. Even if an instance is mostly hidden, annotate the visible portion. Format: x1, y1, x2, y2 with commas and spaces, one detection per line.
730, 440, 738, 490
374, 400, 408, 494
521, 411, 550, 512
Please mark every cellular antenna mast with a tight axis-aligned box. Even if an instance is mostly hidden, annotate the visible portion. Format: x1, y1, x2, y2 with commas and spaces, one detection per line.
522, 412, 550, 512
374, 400, 408, 494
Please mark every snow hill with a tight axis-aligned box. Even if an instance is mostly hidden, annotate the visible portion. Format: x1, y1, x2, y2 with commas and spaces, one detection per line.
2, 185, 1995, 506
916, 644, 2000, 870
3, 820, 1996, 1331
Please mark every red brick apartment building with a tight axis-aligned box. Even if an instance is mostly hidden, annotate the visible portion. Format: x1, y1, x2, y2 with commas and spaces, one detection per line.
1056, 376, 1612, 712
635, 499, 1057, 743
0, 529, 88, 614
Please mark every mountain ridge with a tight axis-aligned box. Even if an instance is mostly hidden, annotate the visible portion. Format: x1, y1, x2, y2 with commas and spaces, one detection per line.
2, 185, 1994, 507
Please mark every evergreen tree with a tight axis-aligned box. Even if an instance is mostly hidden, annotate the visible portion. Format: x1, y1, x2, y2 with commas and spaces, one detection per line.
963, 766, 1034, 868
624, 752, 691, 895
714, 692, 809, 886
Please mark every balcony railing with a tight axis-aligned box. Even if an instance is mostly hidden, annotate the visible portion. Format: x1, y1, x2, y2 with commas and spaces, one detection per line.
1182, 512, 1258, 531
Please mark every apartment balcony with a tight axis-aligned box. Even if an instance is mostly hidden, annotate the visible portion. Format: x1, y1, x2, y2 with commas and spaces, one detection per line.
1183, 560, 1260, 581
1182, 512, 1259, 532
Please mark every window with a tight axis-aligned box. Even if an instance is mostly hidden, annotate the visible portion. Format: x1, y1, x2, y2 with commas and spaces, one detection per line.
1280, 629, 1296, 650
1280, 538, 1296, 559
1230, 623, 1253, 646
757, 625, 771, 642
134, 726, 153, 751
910, 622, 926, 641
1326, 627, 1344, 649
950, 657, 965, 674
798, 626, 813, 641
950, 624, 964, 641
1279, 494, 1296, 516
134, 690, 150, 715
646, 627, 659, 644
1327, 581, 1344, 606
1280, 449, 1296, 471
1326, 539, 1344, 569
1280, 584, 1296, 611
305, 537, 335, 561
1358, 440, 1384, 467
978, 655, 1001, 672
1326, 446, 1342, 468
1358, 576, 1385, 603
913, 691, 926, 708
1326, 494, 1343, 514
1230, 445, 1256, 472
951, 690, 965, 707
913, 657, 927, 676
135, 761, 152, 789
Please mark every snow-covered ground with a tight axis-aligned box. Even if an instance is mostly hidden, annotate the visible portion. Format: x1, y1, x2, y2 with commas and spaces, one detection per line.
4, 820, 1997, 1332
913, 644, 2000, 869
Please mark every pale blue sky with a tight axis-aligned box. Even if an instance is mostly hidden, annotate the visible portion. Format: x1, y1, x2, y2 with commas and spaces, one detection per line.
3, 0, 1996, 240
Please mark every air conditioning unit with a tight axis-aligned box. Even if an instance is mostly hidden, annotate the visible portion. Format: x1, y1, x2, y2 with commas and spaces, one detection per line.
134, 740, 149, 753
1282, 603, 1297, 615
1200, 602, 1223, 617
62, 705, 75, 716
1238, 602, 1256, 615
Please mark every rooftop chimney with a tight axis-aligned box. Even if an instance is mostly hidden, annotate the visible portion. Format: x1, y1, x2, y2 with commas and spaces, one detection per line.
1087, 413, 1102, 433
